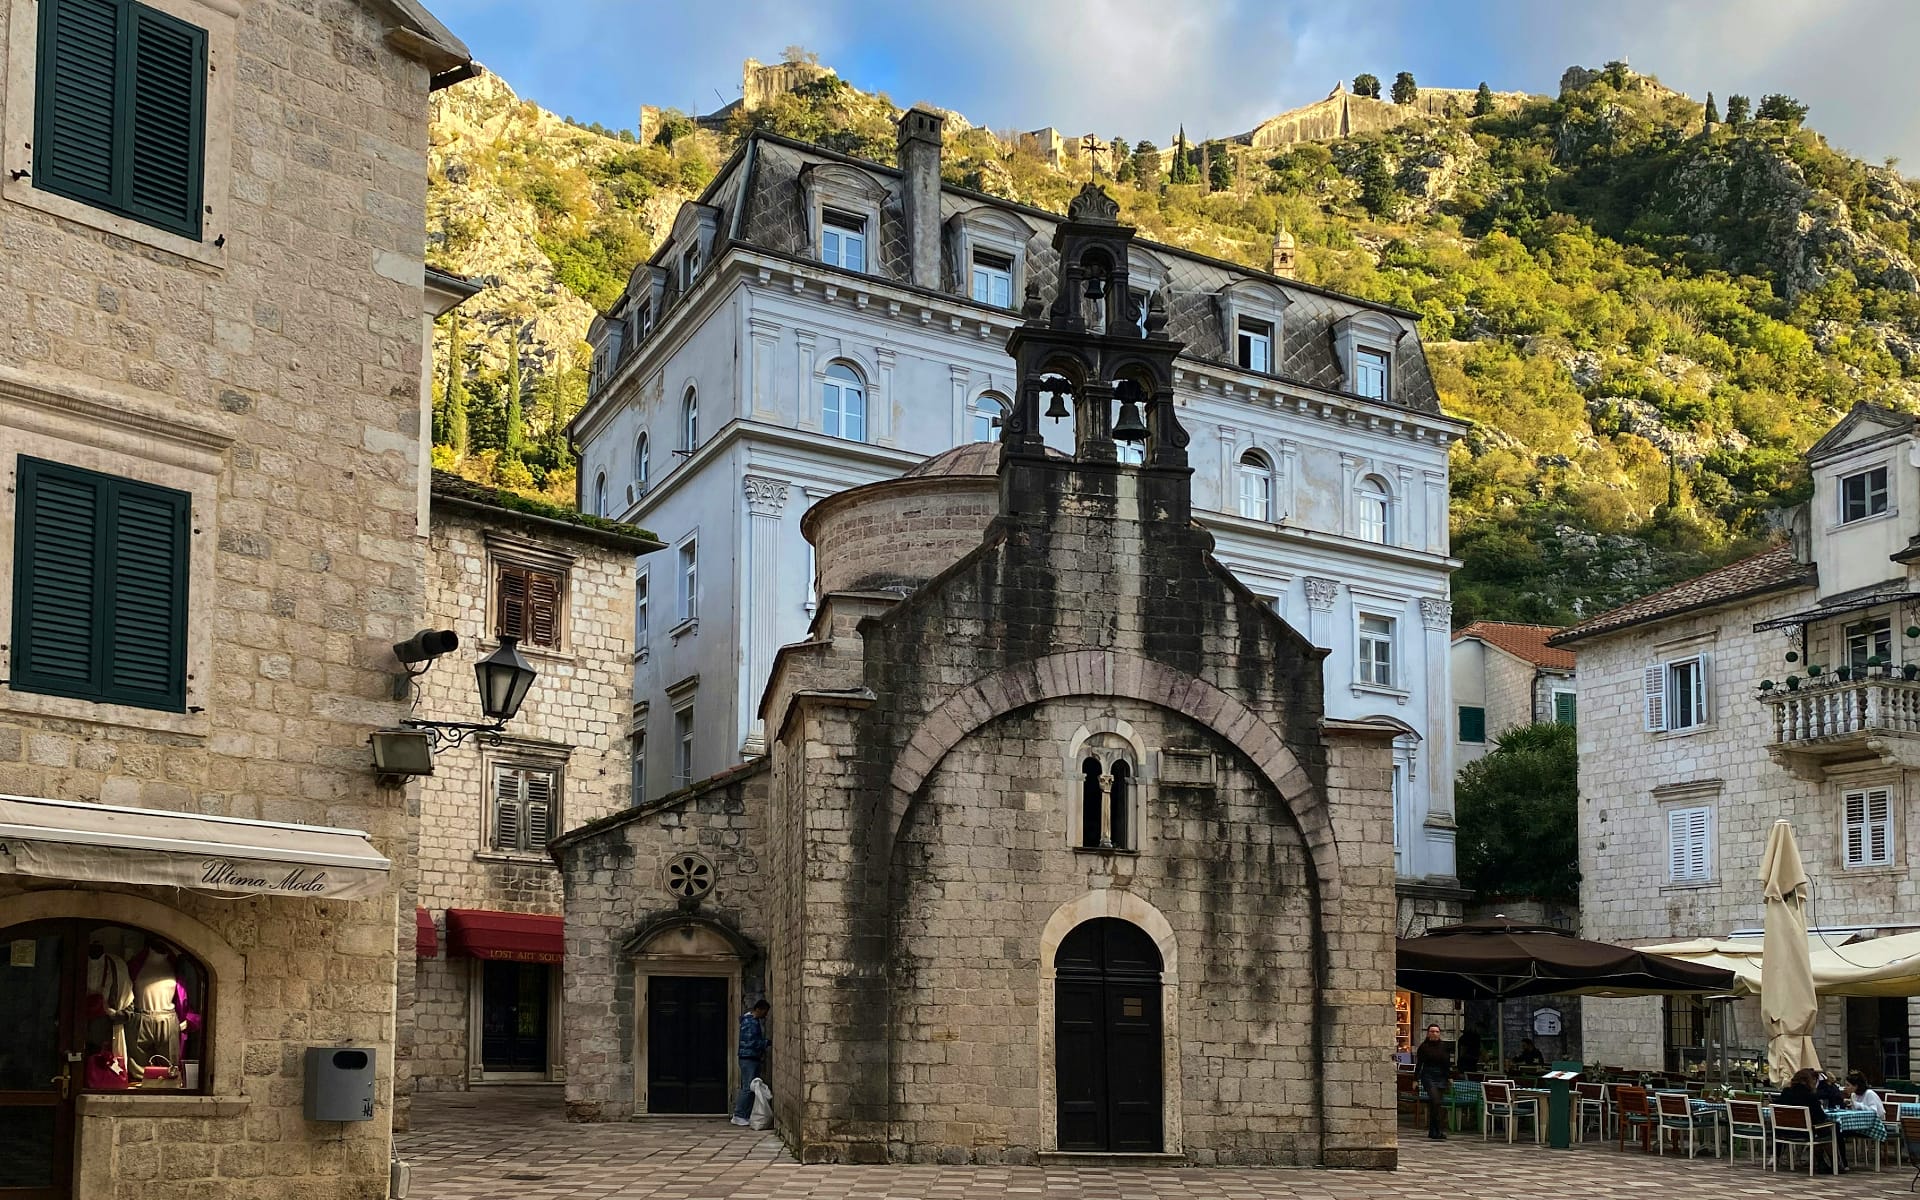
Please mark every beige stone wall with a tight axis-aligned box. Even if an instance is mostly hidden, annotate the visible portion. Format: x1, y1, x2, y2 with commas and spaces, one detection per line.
0, 0, 441, 1193
411, 507, 638, 1089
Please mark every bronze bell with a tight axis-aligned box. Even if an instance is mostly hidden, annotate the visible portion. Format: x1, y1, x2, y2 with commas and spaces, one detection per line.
1043, 384, 1072, 422
1084, 273, 1107, 301
1112, 394, 1149, 442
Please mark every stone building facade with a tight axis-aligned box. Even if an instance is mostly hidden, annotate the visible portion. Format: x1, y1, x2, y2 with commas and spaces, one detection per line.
571, 107, 1465, 946
1450, 621, 1576, 766
409, 473, 654, 1091
0, 2, 469, 1197
554, 191, 1399, 1167
1557, 403, 1920, 1080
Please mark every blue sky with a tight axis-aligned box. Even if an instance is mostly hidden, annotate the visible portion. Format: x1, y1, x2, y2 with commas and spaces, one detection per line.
432, 0, 1920, 166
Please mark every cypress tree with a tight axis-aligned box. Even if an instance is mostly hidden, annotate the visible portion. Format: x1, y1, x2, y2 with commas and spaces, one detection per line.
1473, 82, 1494, 116
1703, 92, 1719, 127
444, 309, 469, 454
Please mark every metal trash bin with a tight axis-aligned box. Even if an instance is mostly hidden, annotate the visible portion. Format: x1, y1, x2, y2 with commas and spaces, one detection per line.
303, 1046, 377, 1122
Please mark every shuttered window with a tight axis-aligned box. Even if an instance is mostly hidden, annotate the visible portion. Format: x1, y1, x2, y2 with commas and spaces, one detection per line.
1458, 706, 1487, 743
495, 565, 562, 649
10, 457, 189, 711
1644, 655, 1709, 732
33, 0, 207, 239
491, 763, 557, 854
1843, 788, 1894, 869
1667, 806, 1712, 884
1553, 691, 1577, 727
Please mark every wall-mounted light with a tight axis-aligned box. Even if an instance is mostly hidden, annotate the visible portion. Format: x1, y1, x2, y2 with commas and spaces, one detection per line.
375, 631, 540, 779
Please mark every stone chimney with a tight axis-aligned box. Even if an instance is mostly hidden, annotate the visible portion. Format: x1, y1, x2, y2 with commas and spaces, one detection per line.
1270, 224, 1297, 278
897, 107, 945, 290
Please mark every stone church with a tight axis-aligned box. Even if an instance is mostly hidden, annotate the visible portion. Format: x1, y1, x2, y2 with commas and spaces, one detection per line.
552, 187, 1398, 1166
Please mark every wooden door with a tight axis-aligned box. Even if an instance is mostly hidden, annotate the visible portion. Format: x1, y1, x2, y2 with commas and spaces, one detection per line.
1054, 918, 1163, 1153
646, 976, 729, 1114
480, 961, 550, 1072
0, 922, 74, 1200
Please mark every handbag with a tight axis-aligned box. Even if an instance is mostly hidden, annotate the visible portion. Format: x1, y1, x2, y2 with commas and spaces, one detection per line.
84, 1051, 130, 1091
140, 1054, 176, 1081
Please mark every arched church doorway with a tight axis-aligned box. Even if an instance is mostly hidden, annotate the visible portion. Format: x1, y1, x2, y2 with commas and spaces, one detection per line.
1053, 917, 1163, 1151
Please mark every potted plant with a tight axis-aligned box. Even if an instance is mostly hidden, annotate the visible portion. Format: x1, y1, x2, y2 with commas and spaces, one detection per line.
1836, 664, 1853, 681
1759, 679, 1775, 692
1786, 674, 1802, 690
1904, 663, 1919, 682
1808, 664, 1825, 681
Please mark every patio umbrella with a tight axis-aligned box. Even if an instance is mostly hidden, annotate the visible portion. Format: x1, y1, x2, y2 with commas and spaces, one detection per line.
1396, 916, 1738, 1064
1643, 929, 1920, 998
1760, 819, 1821, 1084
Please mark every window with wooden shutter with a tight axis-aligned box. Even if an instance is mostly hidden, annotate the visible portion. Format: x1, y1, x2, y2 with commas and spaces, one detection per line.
1843, 787, 1894, 868
33, 0, 207, 239
490, 763, 560, 854
1458, 706, 1486, 743
1553, 691, 1576, 727
494, 564, 563, 649
1667, 806, 1712, 884
1643, 664, 1667, 732
10, 457, 189, 711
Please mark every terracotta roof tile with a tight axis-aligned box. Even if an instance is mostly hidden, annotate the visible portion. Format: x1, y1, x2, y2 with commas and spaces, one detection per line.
1549, 543, 1815, 646
1453, 622, 1577, 669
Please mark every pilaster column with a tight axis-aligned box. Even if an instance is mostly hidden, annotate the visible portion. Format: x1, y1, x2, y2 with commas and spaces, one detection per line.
1418, 597, 1457, 861
1423, 470, 1447, 554
1278, 439, 1299, 520
1218, 425, 1237, 503
1394, 464, 1414, 548
1338, 453, 1360, 537
794, 330, 817, 432
949, 365, 970, 444
1303, 575, 1339, 650
741, 474, 790, 756
748, 317, 782, 419
875, 346, 897, 446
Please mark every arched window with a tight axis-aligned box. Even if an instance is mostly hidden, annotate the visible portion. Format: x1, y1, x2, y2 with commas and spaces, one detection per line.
1358, 475, 1391, 544
681, 387, 699, 452
1236, 450, 1273, 521
821, 361, 867, 442
970, 392, 1007, 443
593, 472, 608, 517
634, 432, 650, 491
2, 920, 210, 1096
1076, 734, 1137, 851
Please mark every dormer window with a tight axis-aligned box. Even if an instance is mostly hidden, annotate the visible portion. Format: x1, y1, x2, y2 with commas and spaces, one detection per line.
1236, 318, 1273, 374
821, 211, 867, 272
1841, 466, 1889, 523
1129, 288, 1151, 338
1354, 347, 1389, 402
680, 245, 701, 290
971, 252, 1014, 308
636, 302, 652, 342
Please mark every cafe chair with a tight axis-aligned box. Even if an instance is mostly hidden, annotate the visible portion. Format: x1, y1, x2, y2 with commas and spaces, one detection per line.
1771, 1104, 1838, 1176
1726, 1098, 1768, 1167
1614, 1086, 1654, 1152
1574, 1080, 1610, 1143
1482, 1080, 1541, 1145
1900, 1116, 1920, 1190
1655, 1091, 1715, 1159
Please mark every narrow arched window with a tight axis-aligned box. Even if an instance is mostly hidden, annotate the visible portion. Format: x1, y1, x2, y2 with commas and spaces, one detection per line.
1236, 450, 1273, 522
634, 432, 650, 491
1358, 475, 1391, 544
822, 362, 867, 442
1075, 735, 1138, 851
594, 472, 608, 517
970, 392, 1007, 443
681, 387, 699, 452
1081, 759, 1104, 850
1109, 761, 1131, 849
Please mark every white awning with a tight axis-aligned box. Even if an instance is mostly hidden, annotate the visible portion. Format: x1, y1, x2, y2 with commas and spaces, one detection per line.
0, 794, 390, 901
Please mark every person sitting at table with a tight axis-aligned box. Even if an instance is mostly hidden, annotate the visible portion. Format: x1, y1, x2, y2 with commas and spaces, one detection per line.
1846, 1070, 1886, 1118
1513, 1038, 1545, 1067
1778, 1067, 1845, 1174
1414, 1024, 1453, 1141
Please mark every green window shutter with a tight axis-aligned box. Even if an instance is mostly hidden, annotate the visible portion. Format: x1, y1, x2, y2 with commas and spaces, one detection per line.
1554, 691, 1577, 726
1458, 705, 1486, 743
11, 458, 189, 711
32, 0, 206, 239
126, 3, 207, 236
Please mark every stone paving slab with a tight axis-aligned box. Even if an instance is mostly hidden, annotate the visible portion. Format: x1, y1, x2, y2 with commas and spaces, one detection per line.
401, 1088, 1908, 1199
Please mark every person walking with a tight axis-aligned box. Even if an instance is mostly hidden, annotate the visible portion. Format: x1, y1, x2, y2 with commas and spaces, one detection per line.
1414, 1023, 1453, 1140
732, 999, 772, 1126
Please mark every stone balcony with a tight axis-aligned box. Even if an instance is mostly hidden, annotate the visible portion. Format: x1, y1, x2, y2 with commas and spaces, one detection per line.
1760, 673, 1920, 778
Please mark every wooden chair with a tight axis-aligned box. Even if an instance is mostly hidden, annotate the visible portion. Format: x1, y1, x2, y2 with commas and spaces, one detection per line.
1727, 1098, 1768, 1167
1900, 1116, 1920, 1190
1655, 1091, 1715, 1159
1482, 1080, 1541, 1144
1614, 1086, 1653, 1152
1574, 1081, 1610, 1143
1771, 1104, 1839, 1175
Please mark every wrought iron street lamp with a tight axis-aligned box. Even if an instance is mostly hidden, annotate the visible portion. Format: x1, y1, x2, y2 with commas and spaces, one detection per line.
369, 630, 541, 778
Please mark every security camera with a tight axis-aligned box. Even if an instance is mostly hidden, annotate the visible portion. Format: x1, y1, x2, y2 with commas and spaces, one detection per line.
393, 629, 460, 666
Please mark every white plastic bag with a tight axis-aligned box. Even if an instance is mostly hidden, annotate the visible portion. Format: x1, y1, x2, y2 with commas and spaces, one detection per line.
748, 1077, 773, 1130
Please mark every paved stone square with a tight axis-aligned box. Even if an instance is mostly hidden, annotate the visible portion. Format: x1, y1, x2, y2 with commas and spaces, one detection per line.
400, 1087, 1910, 1198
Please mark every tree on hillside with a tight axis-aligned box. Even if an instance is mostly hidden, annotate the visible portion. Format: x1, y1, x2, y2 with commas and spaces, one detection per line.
1207, 143, 1234, 190
1132, 139, 1159, 181
1756, 93, 1809, 127
782, 45, 819, 65
1357, 144, 1397, 216
1391, 71, 1418, 105
1703, 92, 1718, 127
1602, 60, 1630, 89
1724, 93, 1751, 125
1456, 722, 1578, 903
1170, 127, 1195, 183
1353, 73, 1382, 98
439, 309, 469, 455
1473, 81, 1494, 116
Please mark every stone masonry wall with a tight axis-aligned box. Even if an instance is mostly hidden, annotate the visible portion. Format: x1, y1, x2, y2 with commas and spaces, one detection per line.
411, 507, 638, 1090
0, 1, 439, 1195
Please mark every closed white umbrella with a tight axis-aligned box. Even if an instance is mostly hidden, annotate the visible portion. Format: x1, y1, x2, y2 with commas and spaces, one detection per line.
1759, 819, 1820, 1084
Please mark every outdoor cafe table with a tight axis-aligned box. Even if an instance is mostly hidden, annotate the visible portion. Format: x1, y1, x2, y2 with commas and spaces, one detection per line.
1443, 1080, 1551, 1135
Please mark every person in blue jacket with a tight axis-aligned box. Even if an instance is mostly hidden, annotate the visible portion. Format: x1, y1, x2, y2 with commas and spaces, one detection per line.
731, 999, 772, 1125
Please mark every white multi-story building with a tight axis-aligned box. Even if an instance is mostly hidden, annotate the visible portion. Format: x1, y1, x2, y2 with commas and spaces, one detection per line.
1556, 402, 1920, 1079
568, 109, 1467, 921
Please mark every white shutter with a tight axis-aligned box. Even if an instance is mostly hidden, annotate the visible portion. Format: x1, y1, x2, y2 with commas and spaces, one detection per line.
1668, 808, 1689, 881
1869, 789, 1893, 865
493, 766, 522, 852
1688, 808, 1710, 881
1668, 806, 1710, 883
525, 770, 554, 850
1693, 653, 1711, 724
1644, 664, 1668, 732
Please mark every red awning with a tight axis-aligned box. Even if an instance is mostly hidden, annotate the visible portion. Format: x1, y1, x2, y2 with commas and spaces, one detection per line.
445, 908, 563, 963
416, 908, 438, 959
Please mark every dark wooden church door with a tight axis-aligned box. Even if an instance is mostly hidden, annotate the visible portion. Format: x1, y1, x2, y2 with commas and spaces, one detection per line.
1054, 918, 1163, 1152
646, 975, 729, 1113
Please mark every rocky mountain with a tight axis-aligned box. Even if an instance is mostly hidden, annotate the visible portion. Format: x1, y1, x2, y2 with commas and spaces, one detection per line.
425, 60, 1920, 623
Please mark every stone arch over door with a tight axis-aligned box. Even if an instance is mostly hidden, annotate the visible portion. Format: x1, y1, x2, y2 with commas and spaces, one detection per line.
1037, 891, 1183, 1154
623, 915, 756, 1117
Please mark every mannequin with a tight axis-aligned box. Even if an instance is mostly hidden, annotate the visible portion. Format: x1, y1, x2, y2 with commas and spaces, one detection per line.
126, 938, 200, 1081
84, 939, 133, 1075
